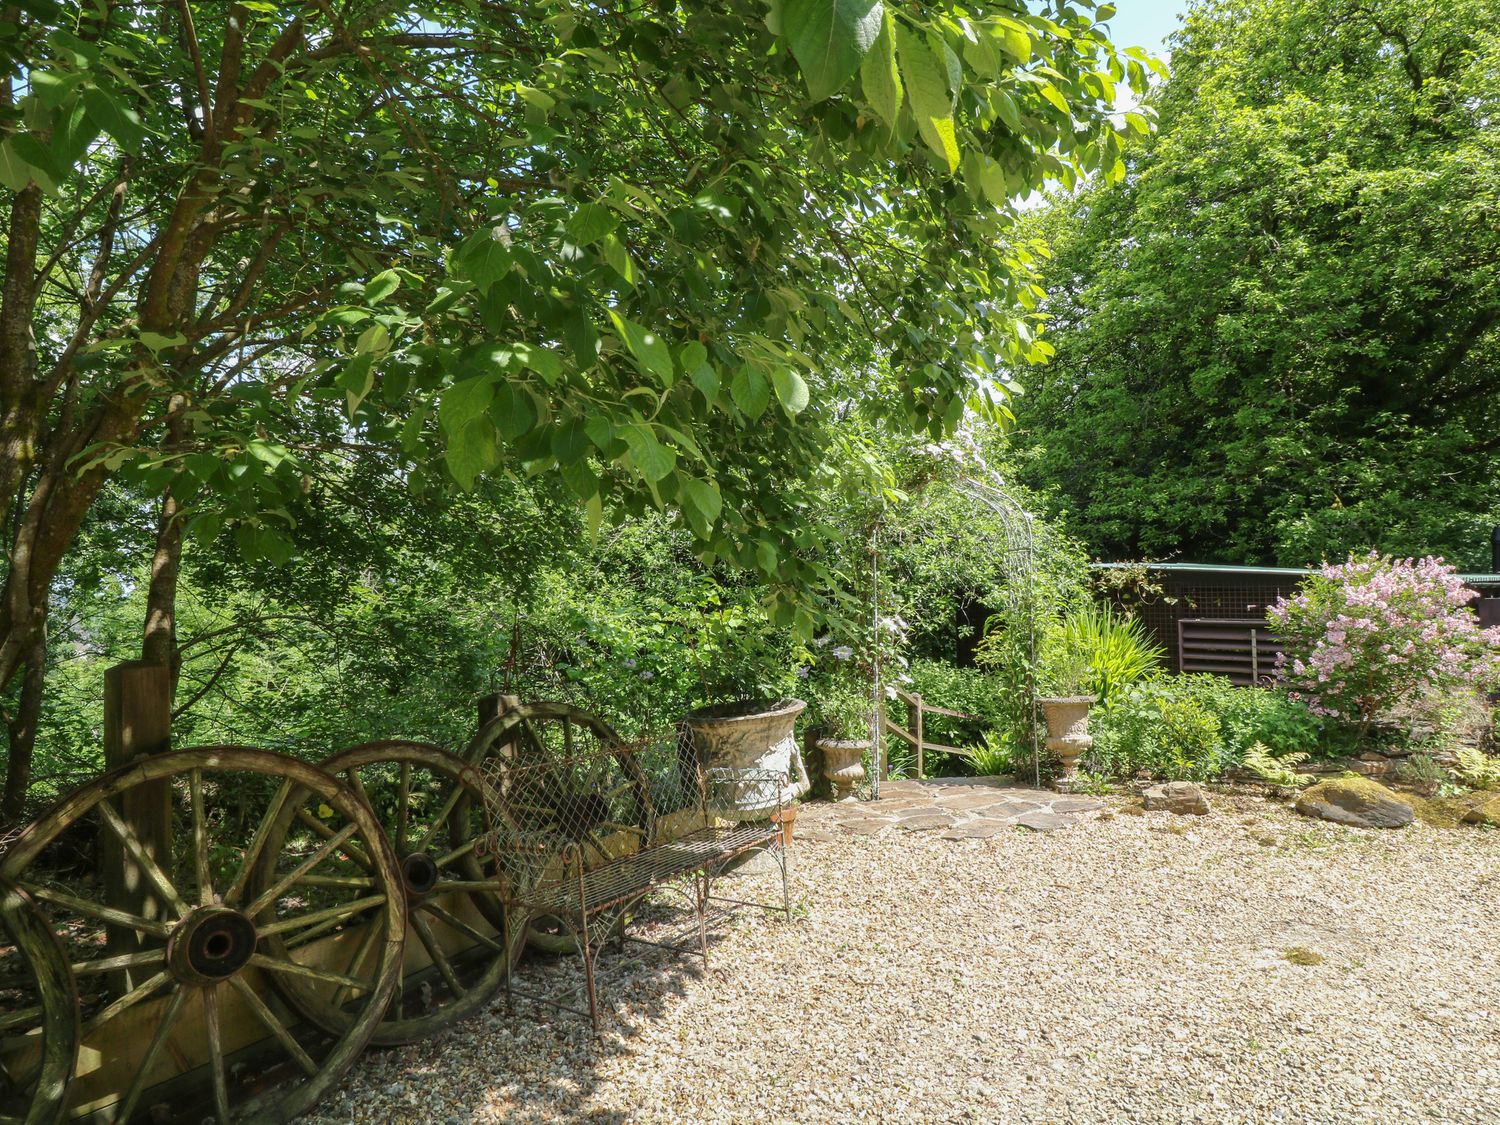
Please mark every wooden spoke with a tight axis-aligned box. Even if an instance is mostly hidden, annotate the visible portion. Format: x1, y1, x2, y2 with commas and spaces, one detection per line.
229, 975, 319, 1078
255, 894, 388, 940
429, 878, 502, 894
94, 798, 187, 919
245, 822, 360, 918
408, 911, 463, 1000
330, 918, 382, 1012
291, 873, 377, 890
395, 760, 413, 844
0, 1002, 43, 1033
249, 953, 369, 993
23, 883, 171, 938
434, 835, 482, 869
71, 948, 165, 976
113, 984, 187, 1125
190, 767, 213, 906
293, 806, 373, 873
225, 777, 294, 904
411, 784, 466, 855
81, 969, 171, 1036
203, 983, 232, 1125
418, 899, 504, 955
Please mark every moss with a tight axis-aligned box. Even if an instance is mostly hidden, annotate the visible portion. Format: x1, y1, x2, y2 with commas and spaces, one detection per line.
1120, 803, 1146, 817
1283, 947, 1325, 966
1410, 792, 1496, 829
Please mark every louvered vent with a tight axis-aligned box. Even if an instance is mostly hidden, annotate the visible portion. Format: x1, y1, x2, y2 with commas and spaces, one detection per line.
1176, 618, 1283, 685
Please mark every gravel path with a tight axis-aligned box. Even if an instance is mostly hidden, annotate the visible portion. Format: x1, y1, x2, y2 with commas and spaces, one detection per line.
316, 793, 1500, 1124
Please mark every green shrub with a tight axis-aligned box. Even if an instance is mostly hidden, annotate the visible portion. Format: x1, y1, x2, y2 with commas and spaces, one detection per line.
1090, 675, 1325, 781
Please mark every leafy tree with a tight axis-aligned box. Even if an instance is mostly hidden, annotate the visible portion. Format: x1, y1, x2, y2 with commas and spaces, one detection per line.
0, 1, 1149, 813
1012, 0, 1500, 568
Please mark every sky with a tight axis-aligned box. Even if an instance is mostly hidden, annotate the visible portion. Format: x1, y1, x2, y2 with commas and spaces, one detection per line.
1100, 0, 1189, 57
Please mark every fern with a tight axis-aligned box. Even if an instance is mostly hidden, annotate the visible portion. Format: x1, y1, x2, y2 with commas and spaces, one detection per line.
1454, 746, 1500, 791
1242, 741, 1315, 788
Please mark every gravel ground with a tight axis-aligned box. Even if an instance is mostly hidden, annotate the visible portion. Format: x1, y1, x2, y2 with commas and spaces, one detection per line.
315, 794, 1500, 1124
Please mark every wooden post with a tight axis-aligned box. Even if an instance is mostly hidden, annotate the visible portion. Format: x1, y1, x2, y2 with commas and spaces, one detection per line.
913, 692, 924, 779
101, 662, 172, 990
478, 692, 519, 728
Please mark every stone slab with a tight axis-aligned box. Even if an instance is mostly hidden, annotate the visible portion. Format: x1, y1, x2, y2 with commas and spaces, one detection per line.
939, 819, 1014, 840
1013, 811, 1072, 833
892, 811, 959, 831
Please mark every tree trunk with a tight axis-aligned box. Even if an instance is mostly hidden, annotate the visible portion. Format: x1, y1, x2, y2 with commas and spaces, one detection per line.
1, 632, 46, 821
141, 484, 185, 691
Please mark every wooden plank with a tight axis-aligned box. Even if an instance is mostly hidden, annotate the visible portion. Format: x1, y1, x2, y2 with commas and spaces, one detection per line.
921, 741, 975, 759
920, 704, 985, 722
881, 717, 917, 745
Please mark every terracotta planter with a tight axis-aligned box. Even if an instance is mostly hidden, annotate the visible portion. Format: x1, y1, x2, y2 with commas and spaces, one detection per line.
815, 737, 870, 801
685, 698, 810, 820
1040, 695, 1095, 792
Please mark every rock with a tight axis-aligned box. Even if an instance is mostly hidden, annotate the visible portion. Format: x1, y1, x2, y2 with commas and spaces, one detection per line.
1294, 777, 1414, 829
1014, 811, 1070, 832
1141, 781, 1211, 816
1461, 795, 1500, 827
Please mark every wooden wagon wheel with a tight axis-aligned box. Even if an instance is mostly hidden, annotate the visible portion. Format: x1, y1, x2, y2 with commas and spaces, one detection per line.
465, 703, 656, 953
0, 747, 405, 1124
254, 742, 525, 1046
0, 876, 77, 1125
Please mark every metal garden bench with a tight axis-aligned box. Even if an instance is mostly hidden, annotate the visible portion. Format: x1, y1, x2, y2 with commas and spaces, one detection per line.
479, 737, 790, 1031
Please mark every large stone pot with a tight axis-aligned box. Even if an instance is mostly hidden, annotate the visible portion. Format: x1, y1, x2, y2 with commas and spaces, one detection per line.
1040, 695, 1096, 793
685, 698, 811, 821
815, 738, 869, 801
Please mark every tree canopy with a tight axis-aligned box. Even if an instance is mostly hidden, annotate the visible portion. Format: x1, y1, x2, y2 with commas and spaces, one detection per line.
0, 1, 1151, 812
1012, 0, 1500, 569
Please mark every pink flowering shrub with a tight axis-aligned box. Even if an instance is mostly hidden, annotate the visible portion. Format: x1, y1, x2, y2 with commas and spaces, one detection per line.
1269, 553, 1500, 746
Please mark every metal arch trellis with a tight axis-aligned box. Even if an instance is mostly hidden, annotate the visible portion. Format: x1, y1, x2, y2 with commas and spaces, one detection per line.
868, 469, 1043, 794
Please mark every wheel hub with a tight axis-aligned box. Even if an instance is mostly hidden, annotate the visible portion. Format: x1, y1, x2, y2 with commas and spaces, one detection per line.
400, 851, 439, 899
168, 906, 257, 984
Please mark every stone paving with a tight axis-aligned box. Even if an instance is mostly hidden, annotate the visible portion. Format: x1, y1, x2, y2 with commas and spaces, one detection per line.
796, 776, 1104, 841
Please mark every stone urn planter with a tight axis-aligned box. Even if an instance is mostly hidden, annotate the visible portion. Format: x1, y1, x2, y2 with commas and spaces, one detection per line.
1040, 695, 1095, 793
814, 737, 869, 801
685, 699, 812, 828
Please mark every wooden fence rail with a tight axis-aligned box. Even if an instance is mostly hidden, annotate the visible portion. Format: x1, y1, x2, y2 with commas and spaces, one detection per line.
880, 686, 986, 778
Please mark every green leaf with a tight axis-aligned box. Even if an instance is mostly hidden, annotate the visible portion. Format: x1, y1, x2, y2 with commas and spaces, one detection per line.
731, 366, 772, 419
565, 203, 619, 247
996, 19, 1032, 64
896, 22, 959, 174
1038, 83, 1070, 116
553, 417, 590, 463
608, 310, 675, 386
454, 229, 513, 292
139, 331, 187, 352
337, 354, 375, 416
80, 85, 146, 153
621, 423, 676, 483
559, 456, 597, 500
860, 11, 903, 131
756, 539, 778, 575
490, 382, 538, 440
0, 140, 42, 193
771, 367, 810, 415
680, 477, 723, 535
365, 269, 401, 304
600, 233, 636, 288
445, 418, 497, 490
438, 376, 497, 437
514, 343, 563, 385
782, 0, 885, 102
992, 88, 1022, 133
